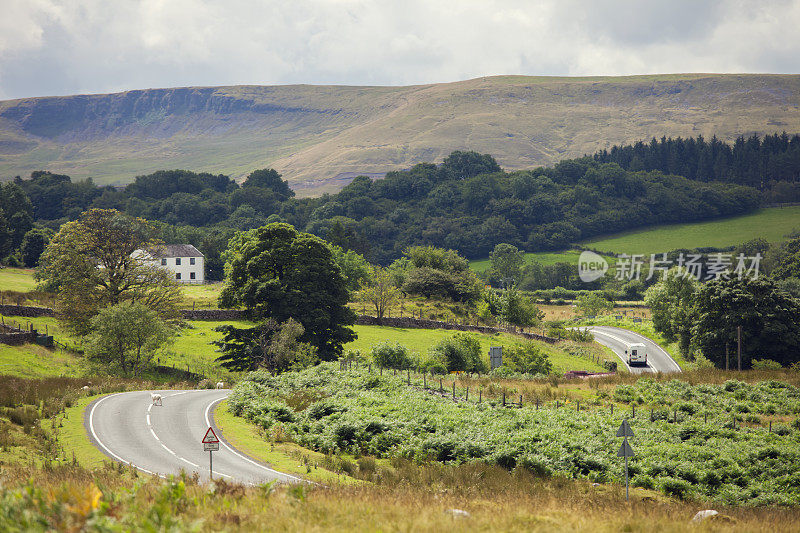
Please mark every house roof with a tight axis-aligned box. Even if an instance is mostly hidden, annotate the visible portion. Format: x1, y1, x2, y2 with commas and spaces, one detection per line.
150, 244, 204, 258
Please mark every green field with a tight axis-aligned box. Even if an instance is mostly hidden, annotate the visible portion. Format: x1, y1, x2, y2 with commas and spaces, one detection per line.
0, 315, 609, 377
0, 268, 38, 292
470, 207, 800, 271
346, 324, 609, 374
582, 206, 800, 255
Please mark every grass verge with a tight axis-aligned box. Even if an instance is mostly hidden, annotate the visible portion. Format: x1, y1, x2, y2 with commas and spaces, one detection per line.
58, 395, 110, 469
213, 399, 350, 484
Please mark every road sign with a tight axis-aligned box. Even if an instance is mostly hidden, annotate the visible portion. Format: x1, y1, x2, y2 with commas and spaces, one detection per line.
616, 419, 635, 438
202, 427, 220, 480
615, 419, 635, 501
202, 427, 220, 444
617, 439, 635, 457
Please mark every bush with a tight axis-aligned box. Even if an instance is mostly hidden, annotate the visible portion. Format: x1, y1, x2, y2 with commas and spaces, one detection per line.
660, 477, 691, 499
198, 379, 216, 389
751, 359, 783, 370
429, 333, 487, 372
370, 342, 414, 370
503, 342, 553, 375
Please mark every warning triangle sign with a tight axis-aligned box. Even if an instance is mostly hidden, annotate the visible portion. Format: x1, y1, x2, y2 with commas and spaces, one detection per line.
615, 419, 635, 438
617, 439, 635, 457
202, 427, 220, 444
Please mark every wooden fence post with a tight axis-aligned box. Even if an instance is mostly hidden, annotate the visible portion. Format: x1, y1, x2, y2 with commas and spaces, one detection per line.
452, 382, 456, 400
502, 392, 506, 406
466, 387, 469, 401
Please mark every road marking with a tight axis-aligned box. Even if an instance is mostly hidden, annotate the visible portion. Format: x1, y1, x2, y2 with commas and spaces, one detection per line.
146, 392, 202, 470
204, 395, 304, 483
89, 393, 160, 477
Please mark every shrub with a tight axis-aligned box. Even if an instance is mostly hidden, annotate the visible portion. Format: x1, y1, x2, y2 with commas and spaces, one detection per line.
660, 477, 691, 499
774, 424, 791, 436
633, 474, 655, 489
751, 359, 783, 370
502, 342, 553, 375
429, 333, 487, 372
198, 379, 216, 389
517, 455, 553, 478
370, 342, 414, 370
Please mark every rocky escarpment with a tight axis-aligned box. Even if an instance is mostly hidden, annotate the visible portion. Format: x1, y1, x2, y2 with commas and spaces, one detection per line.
1, 74, 799, 193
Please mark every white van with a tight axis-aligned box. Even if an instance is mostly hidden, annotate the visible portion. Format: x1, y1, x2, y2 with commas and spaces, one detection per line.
625, 342, 648, 366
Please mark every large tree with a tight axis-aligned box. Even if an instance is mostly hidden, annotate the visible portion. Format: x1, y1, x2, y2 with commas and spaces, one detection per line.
86, 302, 174, 376
360, 265, 398, 321
214, 318, 318, 372
644, 268, 699, 356
489, 243, 525, 286
693, 277, 800, 368
219, 223, 356, 360
36, 209, 181, 333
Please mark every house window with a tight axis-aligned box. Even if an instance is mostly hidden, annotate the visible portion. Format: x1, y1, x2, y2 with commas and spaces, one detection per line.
190, 272, 196, 280
190, 257, 196, 265
176, 273, 181, 280
161, 258, 167, 266
175, 258, 182, 266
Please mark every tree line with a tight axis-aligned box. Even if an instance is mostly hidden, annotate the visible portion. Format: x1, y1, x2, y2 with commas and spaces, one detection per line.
592, 133, 800, 191
6, 149, 763, 272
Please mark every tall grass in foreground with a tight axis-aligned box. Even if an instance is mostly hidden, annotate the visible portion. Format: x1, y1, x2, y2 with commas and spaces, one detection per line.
0, 463, 798, 532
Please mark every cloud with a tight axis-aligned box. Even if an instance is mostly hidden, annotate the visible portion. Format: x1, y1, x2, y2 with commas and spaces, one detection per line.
0, 0, 799, 99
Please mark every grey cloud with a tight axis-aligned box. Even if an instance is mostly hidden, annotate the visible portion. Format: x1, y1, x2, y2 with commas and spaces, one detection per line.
0, 0, 799, 100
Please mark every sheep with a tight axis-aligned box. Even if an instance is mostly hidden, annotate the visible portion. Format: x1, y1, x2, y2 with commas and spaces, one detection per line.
81, 385, 89, 391
216, 382, 225, 389
150, 393, 162, 406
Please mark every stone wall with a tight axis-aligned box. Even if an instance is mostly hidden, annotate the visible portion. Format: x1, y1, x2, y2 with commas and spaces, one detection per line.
0, 304, 55, 318
179, 309, 247, 320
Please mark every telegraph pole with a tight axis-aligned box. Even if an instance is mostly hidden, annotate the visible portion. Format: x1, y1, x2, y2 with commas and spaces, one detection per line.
737, 326, 742, 371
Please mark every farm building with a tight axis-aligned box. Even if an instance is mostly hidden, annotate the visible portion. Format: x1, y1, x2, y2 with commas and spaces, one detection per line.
137, 244, 205, 283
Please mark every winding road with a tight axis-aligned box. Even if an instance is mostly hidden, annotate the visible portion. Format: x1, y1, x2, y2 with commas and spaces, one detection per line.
581, 325, 682, 374
85, 328, 677, 480
85, 389, 301, 484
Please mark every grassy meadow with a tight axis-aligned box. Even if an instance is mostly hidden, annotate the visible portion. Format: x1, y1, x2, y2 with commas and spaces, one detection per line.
0, 267, 38, 292
469, 206, 800, 271
582, 206, 800, 255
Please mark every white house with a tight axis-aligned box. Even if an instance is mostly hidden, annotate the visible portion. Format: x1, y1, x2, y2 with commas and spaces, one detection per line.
138, 244, 205, 283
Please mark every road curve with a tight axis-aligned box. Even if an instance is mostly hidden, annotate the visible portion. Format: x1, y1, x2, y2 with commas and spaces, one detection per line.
581, 326, 682, 374
85, 389, 301, 484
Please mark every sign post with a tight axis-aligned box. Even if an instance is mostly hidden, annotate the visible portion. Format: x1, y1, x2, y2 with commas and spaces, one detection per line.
202, 427, 220, 479
616, 419, 635, 501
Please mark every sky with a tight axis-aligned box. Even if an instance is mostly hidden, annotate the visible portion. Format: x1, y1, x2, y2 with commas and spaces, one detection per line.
1, 0, 799, 100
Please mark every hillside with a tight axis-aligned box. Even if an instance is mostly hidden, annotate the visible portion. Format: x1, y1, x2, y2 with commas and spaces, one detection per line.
2, 74, 800, 195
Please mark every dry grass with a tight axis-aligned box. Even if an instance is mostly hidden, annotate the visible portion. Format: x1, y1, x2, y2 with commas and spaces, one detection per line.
0, 462, 797, 531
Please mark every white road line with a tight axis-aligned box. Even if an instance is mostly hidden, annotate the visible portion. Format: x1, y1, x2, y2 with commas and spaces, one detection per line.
146, 392, 202, 470
203, 395, 304, 483
89, 393, 160, 477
